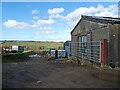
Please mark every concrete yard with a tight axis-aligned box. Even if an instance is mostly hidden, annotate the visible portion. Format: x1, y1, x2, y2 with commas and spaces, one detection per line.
2, 55, 120, 88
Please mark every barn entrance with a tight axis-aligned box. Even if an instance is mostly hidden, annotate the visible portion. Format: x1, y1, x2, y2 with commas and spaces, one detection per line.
71, 38, 108, 65
78, 41, 102, 63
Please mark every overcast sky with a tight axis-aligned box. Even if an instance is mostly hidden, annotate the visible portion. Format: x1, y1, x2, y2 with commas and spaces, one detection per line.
2, 2, 119, 41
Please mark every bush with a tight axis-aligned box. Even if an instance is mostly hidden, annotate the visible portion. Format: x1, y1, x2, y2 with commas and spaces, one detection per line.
2, 51, 35, 63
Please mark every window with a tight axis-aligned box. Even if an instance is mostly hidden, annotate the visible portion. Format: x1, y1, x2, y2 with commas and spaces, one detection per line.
81, 35, 87, 47
80, 35, 87, 58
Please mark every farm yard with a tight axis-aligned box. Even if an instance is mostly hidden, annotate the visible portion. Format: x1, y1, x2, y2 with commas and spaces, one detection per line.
2, 50, 120, 88
2, 1, 120, 89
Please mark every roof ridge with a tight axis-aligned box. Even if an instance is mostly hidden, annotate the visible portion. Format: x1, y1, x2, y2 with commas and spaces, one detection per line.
82, 15, 120, 20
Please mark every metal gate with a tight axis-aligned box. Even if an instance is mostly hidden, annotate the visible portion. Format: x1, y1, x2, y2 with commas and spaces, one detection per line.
71, 41, 102, 63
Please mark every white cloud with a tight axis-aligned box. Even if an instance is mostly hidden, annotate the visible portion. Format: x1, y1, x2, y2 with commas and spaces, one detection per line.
66, 4, 118, 24
48, 8, 64, 14
95, 11, 117, 17
3, 19, 57, 30
36, 30, 58, 35
55, 35, 70, 42
33, 16, 39, 20
49, 4, 118, 26
17, 22, 30, 29
4, 5, 117, 29
39, 27, 52, 30
36, 26, 57, 35
37, 19, 56, 25
31, 24, 38, 29
95, 5, 118, 17
3, 19, 31, 29
65, 30, 72, 33
2, 20, 57, 35
49, 14, 65, 20
3, 20, 18, 28
32, 9, 40, 14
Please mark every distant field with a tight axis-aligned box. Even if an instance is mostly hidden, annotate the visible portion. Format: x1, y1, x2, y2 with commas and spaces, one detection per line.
2, 41, 64, 50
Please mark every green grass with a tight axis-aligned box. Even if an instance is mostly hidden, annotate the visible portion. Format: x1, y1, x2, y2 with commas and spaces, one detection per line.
2, 41, 64, 50
1, 41, 64, 63
2, 51, 36, 63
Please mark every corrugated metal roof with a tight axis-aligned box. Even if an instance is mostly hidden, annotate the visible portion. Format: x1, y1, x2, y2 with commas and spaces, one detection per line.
91, 16, 120, 22
71, 15, 120, 34
82, 15, 120, 23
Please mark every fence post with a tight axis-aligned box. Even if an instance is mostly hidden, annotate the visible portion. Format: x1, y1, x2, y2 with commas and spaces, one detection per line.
101, 39, 108, 65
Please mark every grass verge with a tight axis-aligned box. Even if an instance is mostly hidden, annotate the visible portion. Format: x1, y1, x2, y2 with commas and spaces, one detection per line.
2, 51, 35, 63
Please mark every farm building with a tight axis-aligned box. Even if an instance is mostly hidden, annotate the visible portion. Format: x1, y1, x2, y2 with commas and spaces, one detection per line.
71, 15, 120, 68
63, 41, 71, 57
